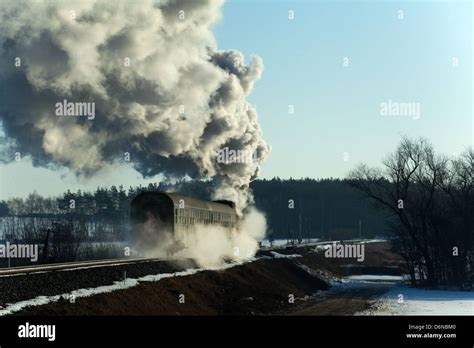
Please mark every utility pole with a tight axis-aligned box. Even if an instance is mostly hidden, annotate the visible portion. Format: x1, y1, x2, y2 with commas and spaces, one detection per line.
320, 194, 325, 241
6, 233, 12, 268
299, 213, 302, 243
298, 191, 302, 244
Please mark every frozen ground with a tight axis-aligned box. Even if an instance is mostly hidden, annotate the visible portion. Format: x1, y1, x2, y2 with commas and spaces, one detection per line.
260, 238, 320, 248
351, 275, 474, 316
269, 251, 302, 259
261, 238, 387, 249
347, 275, 406, 282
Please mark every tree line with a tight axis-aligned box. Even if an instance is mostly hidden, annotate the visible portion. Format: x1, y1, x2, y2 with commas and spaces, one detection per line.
0, 180, 390, 242
0, 136, 471, 288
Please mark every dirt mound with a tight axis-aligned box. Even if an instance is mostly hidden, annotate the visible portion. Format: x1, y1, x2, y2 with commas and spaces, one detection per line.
17, 258, 329, 315
12, 241, 406, 315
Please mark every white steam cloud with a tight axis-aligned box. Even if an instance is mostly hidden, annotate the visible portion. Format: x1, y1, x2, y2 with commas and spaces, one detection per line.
140, 207, 267, 267
0, 0, 271, 264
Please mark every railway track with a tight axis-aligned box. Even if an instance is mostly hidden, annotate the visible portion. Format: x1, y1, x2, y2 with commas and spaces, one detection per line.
0, 257, 165, 276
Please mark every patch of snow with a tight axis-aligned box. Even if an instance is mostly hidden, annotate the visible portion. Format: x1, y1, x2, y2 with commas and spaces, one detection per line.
314, 245, 331, 252
260, 238, 320, 248
348, 275, 406, 282
312, 239, 387, 253
358, 239, 387, 244
270, 251, 302, 259
360, 286, 474, 316
296, 263, 335, 285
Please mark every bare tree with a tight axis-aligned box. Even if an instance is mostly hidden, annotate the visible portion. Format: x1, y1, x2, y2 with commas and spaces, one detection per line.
349, 137, 473, 288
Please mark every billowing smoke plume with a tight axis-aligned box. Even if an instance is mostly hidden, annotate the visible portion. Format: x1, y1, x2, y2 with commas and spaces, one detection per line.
0, 0, 270, 208
0, 0, 271, 264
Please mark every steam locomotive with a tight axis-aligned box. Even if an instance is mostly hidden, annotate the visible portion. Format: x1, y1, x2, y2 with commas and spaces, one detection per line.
130, 191, 238, 256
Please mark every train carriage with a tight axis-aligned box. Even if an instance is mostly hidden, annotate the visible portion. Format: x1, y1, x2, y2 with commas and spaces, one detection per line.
130, 191, 237, 255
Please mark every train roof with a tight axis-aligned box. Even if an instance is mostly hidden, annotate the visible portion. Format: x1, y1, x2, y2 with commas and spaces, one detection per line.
134, 191, 236, 215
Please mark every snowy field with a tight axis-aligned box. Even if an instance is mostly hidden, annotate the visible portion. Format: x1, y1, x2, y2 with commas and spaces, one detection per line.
348, 275, 406, 282
260, 238, 320, 248
261, 238, 387, 249
370, 287, 474, 315
350, 275, 474, 316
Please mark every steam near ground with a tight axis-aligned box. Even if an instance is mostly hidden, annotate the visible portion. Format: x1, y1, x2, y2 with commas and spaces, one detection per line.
141, 207, 267, 268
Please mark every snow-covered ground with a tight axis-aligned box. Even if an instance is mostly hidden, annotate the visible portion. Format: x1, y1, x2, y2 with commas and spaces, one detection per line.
260, 238, 320, 248
349, 275, 474, 316
347, 275, 406, 282
367, 286, 474, 315
269, 251, 302, 259
261, 238, 387, 250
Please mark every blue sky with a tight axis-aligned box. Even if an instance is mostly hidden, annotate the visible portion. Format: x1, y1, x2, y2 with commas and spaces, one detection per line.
0, 0, 472, 199
214, 0, 473, 179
